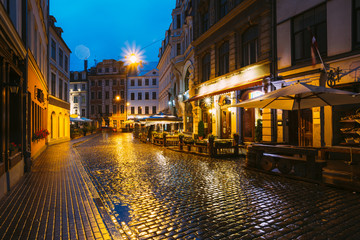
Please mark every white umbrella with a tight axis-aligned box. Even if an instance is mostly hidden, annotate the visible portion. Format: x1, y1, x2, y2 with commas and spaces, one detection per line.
229, 82, 360, 110
228, 82, 360, 145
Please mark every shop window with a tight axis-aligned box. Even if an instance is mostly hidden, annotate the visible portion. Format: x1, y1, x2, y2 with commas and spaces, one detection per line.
242, 26, 258, 66
292, 4, 326, 63
218, 41, 229, 76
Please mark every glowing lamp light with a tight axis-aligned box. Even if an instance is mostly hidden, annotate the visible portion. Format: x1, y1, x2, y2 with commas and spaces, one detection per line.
205, 97, 211, 105
126, 102, 130, 106
129, 54, 138, 64
115, 96, 120, 101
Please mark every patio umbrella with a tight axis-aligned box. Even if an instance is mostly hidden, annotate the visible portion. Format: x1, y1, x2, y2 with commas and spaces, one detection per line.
70, 117, 84, 122
228, 82, 360, 144
80, 117, 92, 122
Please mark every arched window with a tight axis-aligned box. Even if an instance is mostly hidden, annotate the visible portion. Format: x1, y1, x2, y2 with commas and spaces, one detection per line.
184, 70, 190, 91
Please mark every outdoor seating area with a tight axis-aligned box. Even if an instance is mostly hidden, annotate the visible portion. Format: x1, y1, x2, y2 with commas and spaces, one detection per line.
135, 128, 245, 157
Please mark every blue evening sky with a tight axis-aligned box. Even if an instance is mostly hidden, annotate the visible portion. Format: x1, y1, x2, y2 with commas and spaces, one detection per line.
50, 0, 175, 71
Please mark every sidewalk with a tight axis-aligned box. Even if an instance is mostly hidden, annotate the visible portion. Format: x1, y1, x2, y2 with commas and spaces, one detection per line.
0, 135, 118, 240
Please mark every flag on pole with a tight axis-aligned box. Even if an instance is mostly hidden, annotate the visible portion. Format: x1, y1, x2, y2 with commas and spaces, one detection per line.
311, 36, 318, 67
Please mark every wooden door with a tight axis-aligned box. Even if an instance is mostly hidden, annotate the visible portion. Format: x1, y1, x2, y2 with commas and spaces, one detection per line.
242, 108, 255, 142
300, 109, 313, 146
202, 112, 212, 136
221, 110, 231, 139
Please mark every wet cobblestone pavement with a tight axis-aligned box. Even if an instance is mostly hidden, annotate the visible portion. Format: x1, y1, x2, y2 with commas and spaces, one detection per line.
76, 133, 360, 239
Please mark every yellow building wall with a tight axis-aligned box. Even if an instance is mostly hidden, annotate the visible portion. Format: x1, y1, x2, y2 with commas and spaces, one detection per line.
28, 58, 48, 158
47, 104, 70, 145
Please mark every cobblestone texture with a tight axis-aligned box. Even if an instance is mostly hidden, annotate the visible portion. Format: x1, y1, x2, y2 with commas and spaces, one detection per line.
0, 136, 112, 240
76, 133, 360, 240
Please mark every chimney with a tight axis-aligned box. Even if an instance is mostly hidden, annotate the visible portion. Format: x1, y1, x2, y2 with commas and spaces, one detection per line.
84, 60, 88, 71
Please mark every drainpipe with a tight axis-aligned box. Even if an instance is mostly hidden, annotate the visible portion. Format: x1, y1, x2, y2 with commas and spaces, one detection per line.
270, 0, 278, 143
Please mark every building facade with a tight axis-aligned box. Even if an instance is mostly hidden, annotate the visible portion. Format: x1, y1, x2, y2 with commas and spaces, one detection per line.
48, 15, 71, 145
127, 67, 159, 120
275, 0, 360, 148
27, 0, 49, 158
88, 60, 127, 129
0, 0, 27, 198
70, 61, 88, 119
190, 0, 273, 141
158, 0, 194, 133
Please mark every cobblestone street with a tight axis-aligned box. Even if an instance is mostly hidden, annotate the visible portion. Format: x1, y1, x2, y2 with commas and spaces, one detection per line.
76, 133, 360, 239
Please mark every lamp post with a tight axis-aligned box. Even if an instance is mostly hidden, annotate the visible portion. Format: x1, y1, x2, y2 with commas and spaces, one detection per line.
115, 95, 120, 130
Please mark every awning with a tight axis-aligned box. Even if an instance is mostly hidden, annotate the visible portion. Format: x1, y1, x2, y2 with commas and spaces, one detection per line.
70, 117, 84, 122
186, 77, 264, 102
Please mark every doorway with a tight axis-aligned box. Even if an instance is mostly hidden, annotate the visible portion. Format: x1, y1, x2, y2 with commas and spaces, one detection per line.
286, 109, 313, 146
221, 110, 231, 139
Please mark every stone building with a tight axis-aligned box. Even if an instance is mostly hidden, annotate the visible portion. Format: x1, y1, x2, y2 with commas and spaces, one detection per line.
48, 15, 71, 145
275, 0, 360, 148
127, 65, 159, 120
27, 0, 50, 158
88, 60, 127, 129
158, 0, 194, 133
70, 61, 88, 119
190, 0, 273, 141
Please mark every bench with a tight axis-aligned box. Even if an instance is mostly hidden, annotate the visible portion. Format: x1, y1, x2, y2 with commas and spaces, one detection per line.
247, 144, 325, 180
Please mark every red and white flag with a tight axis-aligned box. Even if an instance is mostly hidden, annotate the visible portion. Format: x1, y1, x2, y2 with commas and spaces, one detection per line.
311, 36, 318, 67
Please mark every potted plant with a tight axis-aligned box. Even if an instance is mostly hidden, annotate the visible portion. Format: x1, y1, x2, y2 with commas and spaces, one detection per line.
233, 133, 240, 145
255, 119, 263, 142
198, 120, 205, 140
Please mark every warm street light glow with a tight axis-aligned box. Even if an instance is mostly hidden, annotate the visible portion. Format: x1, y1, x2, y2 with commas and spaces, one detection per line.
129, 54, 138, 64
126, 102, 130, 106
122, 42, 145, 67
115, 96, 120, 101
